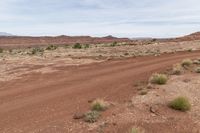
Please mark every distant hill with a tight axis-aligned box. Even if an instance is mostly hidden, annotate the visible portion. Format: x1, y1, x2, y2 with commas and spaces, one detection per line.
0, 35, 131, 48
0, 32, 14, 36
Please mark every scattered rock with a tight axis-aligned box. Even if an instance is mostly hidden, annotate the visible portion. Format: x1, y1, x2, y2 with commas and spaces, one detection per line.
150, 105, 159, 115
112, 122, 117, 126
88, 98, 95, 103
147, 84, 154, 89
183, 79, 190, 83
73, 112, 84, 119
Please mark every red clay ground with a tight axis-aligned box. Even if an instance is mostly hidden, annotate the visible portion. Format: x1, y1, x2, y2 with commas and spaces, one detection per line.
1, 51, 200, 133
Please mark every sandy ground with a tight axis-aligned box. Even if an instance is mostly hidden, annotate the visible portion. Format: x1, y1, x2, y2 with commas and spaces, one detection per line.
1, 40, 200, 82
0, 50, 200, 133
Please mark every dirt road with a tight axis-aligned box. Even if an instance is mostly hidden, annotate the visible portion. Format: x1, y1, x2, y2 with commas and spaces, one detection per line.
1, 51, 200, 133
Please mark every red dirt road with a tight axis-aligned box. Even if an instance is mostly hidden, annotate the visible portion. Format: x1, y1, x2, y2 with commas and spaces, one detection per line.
1, 51, 200, 132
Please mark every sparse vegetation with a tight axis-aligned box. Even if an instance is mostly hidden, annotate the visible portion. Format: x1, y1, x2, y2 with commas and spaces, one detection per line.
181, 59, 192, 67
110, 41, 117, 47
195, 67, 200, 73
84, 111, 100, 123
150, 73, 168, 85
0, 48, 3, 53
91, 99, 109, 111
31, 48, 44, 55
139, 90, 148, 95
130, 128, 139, 133
9, 49, 12, 53
124, 52, 129, 56
188, 48, 193, 52
169, 96, 191, 111
172, 64, 183, 75
84, 44, 90, 49
73, 43, 82, 49
193, 60, 200, 65
46, 45, 58, 50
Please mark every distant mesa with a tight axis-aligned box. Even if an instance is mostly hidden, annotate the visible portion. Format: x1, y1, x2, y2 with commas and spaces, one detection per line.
103, 35, 118, 39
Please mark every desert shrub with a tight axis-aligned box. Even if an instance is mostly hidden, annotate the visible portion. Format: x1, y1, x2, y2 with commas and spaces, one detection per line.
84, 44, 90, 49
124, 52, 129, 56
9, 49, 12, 53
195, 67, 200, 73
91, 99, 109, 111
46, 45, 58, 50
172, 64, 183, 75
130, 128, 139, 133
110, 41, 117, 47
150, 73, 168, 85
129, 127, 144, 133
169, 96, 191, 111
181, 59, 192, 67
0, 48, 3, 53
193, 60, 200, 64
188, 49, 192, 52
84, 111, 100, 123
139, 90, 148, 95
73, 43, 82, 49
31, 48, 44, 55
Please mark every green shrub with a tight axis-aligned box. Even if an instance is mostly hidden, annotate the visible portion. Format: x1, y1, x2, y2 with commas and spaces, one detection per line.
169, 97, 191, 111
46, 45, 58, 50
73, 43, 82, 49
84, 111, 100, 123
150, 73, 168, 85
91, 99, 109, 111
181, 59, 192, 67
0, 48, 3, 53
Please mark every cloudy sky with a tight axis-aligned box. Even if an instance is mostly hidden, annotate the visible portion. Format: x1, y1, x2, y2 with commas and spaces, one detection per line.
0, 0, 200, 37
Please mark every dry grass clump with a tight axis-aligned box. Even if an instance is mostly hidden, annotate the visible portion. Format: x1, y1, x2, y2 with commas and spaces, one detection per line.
129, 127, 144, 133
0, 48, 3, 53
46, 45, 58, 50
181, 59, 192, 67
31, 48, 44, 55
150, 73, 168, 85
83, 111, 100, 123
172, 64, 183, 75
130, 128, 139, 133
139, 90, 148, 95
195, 67, 200, 73
193, 60, 200, 65
169, 96, 191, 111
91, 99, 109, 111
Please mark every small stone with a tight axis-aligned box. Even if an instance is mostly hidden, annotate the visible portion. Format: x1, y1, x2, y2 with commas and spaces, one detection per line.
73, 113, 84, 119
147, 84, 153, 89
150, 105, 159, 115
88, 98, 95, 103
112, 122, 117, 126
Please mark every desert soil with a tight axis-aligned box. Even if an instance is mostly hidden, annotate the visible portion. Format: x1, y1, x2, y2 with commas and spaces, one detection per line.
1, 40, 200, 82
0, 50, 200, 133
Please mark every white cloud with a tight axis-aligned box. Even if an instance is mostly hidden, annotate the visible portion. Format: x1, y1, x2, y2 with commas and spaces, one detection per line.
0, 0, 200, 37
